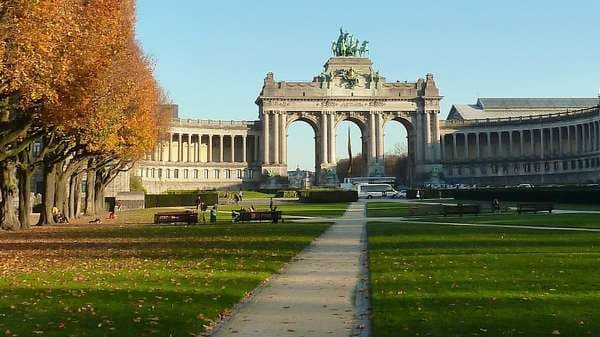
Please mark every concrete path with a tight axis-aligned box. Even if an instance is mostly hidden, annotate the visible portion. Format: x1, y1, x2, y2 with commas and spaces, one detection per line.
211, 202, 368, 337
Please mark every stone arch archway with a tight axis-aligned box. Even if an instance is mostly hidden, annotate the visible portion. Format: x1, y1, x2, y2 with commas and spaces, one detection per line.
333, 113, 370, 178
382, 114, 417, 185
285, 113, 322, 181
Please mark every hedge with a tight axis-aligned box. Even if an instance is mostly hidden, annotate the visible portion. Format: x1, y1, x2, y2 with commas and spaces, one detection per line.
454, 187, 600, 204
276, 190, 299, 198
145, 192, 218, 208
299, 189, 358, 203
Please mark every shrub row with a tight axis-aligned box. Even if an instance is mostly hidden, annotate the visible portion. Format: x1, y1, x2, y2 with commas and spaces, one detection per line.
276, 190, 299, 198
145, 192, 218, 208
454, 188, 600, 204
299, 189, 358, 203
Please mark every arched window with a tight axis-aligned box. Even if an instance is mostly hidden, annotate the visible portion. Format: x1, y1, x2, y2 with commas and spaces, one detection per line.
204, 169, 209, 179
194, 169, 199, 179
213, 169, 220, 179
166, 169, 171, 178
174, 169, 179, 179
225, 169, 231, 179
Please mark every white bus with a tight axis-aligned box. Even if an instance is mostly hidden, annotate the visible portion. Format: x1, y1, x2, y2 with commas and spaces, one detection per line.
355, 183, 405, 199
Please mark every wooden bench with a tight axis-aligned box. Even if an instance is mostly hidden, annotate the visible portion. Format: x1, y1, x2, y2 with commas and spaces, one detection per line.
233, 210, 283, 223
442, 204, 481, 217
154, 211, 197, 225
517, 203, 553, 214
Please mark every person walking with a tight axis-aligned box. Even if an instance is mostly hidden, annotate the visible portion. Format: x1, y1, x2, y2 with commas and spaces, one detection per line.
269, 197, 274, 211
196, 195, 205, 224
210, 205, 218, 223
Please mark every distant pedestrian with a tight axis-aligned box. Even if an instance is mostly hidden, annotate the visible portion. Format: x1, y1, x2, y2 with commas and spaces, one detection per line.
239, 190, 244, 202
269, 197, 274, 211
233, 193, 240, 205
196, 195, 205, 224
210, 205, 217, 223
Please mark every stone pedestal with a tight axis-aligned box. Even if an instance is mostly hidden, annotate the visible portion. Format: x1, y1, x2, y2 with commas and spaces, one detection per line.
318, 164, 338, 187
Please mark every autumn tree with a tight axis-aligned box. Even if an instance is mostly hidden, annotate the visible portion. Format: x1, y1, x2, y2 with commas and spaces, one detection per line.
1, 0, 165, 230
0, 0, 79, 230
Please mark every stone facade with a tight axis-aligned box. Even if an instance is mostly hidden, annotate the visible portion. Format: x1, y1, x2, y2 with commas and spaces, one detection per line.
256, 56, 442, 185
441, 98, 600, 185
134, 55, 600, 192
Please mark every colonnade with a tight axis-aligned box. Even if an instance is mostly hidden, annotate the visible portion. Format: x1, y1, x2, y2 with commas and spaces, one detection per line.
442, 120, 600, 162
145, 133, 261, 164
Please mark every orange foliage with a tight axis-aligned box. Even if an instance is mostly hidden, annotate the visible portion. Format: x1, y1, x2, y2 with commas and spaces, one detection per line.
0, 0, 79, 111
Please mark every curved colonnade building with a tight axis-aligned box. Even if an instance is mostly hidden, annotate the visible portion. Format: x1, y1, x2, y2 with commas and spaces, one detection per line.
135, 56, 600, 193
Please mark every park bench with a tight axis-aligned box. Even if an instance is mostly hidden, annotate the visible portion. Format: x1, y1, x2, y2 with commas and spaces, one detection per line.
233, 210, 283, 223
154, 210, 197, 225
517, 203, 553, 214
442, 204, 481, 217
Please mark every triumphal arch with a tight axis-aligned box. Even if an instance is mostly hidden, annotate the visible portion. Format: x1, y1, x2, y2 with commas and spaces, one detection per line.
257, 30, 443, 185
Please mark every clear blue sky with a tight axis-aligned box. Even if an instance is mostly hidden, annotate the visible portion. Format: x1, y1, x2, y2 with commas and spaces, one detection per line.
136, 0, 600, 171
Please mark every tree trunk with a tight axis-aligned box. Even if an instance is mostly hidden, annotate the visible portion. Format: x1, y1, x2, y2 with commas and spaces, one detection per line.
17, 165, 32, 230
94, 176, 105, 218
84, 162, 96, 216
73, 174, 82, 218
0, 162, 21, 231
54, 161, 68, 217
37, 163, 56, 226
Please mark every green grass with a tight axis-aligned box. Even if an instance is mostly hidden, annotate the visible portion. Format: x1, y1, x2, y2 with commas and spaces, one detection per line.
368, 222, 600, 337
367, 202, 412, 217
237, 191, 275, 199
419, 212, 600, 229
0, 222, 330, 337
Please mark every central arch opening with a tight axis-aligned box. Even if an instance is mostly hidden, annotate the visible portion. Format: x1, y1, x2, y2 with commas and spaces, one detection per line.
383, 118, 412, 186
335, 119, 367, 182
286, 118, 317, 188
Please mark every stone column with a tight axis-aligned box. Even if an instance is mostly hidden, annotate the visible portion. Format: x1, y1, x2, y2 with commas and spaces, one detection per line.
187, 135, 192, 163
424, 111, 431, 161
262, 111, 270, 164
254, 135, 260, 163
508, 131, 513, 158
376, 112, 386, 161
328, 112, 336, 165
529, 129, 535, 157
208, 135, 213, 162
280, 112, 287, 165
168, 133, 173, 162
575, 125, 579, 154
273, 112, 280, 164
519, 130, 524, 157
540, 129, 545, 159
231, 135, 236, 163
414, 113, 422, 163
219, 135, 224, 162
242, 135, 247, 163
475, 132, 481, 159
321, 112, 329, 165
566, 126, 571, 154
369, 112, 376, 161
549, 128, 554, 156
452, 133, 457, 161
432, 112, 441, 161
464, 133, 469, 160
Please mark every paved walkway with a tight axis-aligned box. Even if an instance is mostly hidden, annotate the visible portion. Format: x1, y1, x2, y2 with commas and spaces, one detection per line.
211, 202, 368, 337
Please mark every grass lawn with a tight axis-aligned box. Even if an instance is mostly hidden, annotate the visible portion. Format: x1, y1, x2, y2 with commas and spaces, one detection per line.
367, 202, 412, 217
368, 222, 600, 337
419, 212, 600, 229
238, 191, 275, 199
0, 222, 330, 337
